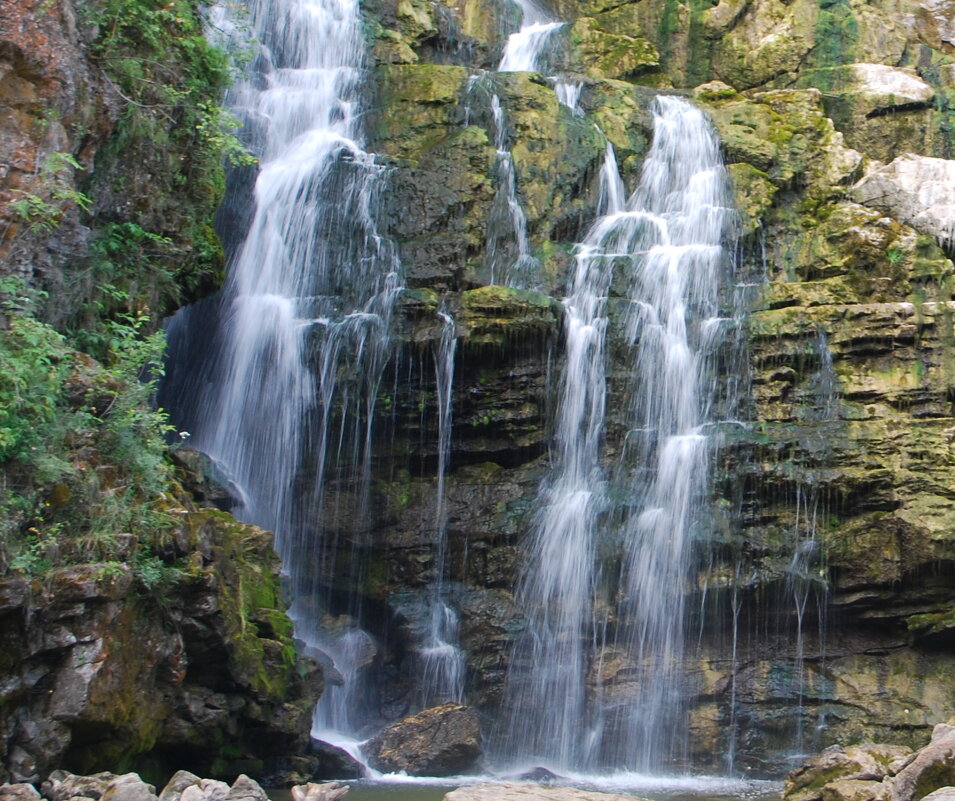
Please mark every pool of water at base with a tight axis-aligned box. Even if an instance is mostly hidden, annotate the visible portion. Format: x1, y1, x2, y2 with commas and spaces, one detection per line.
270, 773, 782, 801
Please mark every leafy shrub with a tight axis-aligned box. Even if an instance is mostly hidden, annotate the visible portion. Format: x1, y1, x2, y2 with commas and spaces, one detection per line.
0, 281, 179, 575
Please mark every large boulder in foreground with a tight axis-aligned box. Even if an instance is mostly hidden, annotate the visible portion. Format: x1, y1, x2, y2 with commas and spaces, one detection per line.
785, 744, 912, 801
365, 703, 481, 776
444, 783, 641, 801
891, 724, 955, 801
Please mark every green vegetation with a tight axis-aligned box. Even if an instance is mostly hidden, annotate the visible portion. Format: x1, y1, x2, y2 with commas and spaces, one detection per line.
9, 152, 92, 235
0, 279, 180, 580
0, 0, 255, 578
53, 0, 256, 333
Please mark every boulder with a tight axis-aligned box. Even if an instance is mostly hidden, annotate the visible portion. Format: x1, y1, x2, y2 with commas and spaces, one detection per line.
443, 783, 640, 801
821, 65, 934, 116
515, 768, 562, 783
290, 783, 349, 801
852, 155, 955, 249
365, 703, 482, 776
786, 744, 912, 801
891, 725, 955, 801
0, 785, 41, 801
42, 773, 119, 801
310, 741, 364, 780
178, 781, 229, 801
100, 776, 157, 801
919, 789, 955, 801
822, 780, 890, 801
158, 772, 202, 801
224, 776, 269, 801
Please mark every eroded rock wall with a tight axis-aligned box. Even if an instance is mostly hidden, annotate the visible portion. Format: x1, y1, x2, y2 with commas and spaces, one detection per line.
0, 505, 321, 784
304, 0, 955, 772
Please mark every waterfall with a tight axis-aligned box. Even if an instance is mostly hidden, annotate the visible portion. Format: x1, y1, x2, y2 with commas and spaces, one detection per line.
163, 0, 400, 748
485, 94, 539, 288
609, 95, 735, 770
498, 0, 563, 73
483, 0, 567, 287
500, 95, 738, 772
419, 311, 466, 707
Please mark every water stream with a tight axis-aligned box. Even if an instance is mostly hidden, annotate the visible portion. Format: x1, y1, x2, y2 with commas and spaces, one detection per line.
162, 0, 766, 777
500, 96, 739, 773
418, 311, 466, 708
163, 0, 401, 753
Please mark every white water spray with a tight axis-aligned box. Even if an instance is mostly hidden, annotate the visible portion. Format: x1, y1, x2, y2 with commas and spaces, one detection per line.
501, 95, 737, 772
167, 0, 401, 754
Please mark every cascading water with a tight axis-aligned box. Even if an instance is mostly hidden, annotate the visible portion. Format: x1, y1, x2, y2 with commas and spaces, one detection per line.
162, 0, 400, 753
498, 0, 563, 72
162, 0, 759, 771
485, 93, 539, 288
484, 0, 568, 287
500, 95, 738, 772
610, 97, 734, 769
418, 311, 466, 707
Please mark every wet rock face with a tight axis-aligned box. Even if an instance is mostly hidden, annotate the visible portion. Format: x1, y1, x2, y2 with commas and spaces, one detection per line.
365, 703, 482, 776
0, 511, 321, 783
306, 0, 955, 765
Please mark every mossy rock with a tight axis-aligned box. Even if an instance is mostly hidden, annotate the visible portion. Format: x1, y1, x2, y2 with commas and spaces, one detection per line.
460, 285, 560, 345
568, 18, 660, 80
709, 0, 818, 89
372, 64, 470, 160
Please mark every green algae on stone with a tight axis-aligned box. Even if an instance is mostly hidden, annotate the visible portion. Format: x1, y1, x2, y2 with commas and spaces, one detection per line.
568, 18, 659, 80
372, 64, 470, 160
709, 0, 818, 89
460, 285, 560, 345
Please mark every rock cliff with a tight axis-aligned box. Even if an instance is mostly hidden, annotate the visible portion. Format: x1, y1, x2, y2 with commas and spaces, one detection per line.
5, 0, 955, 780
0, 0, 320, 783
297, 0, 955, 773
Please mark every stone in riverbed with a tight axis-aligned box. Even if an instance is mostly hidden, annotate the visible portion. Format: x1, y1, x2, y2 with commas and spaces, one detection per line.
99, 775, 158, 801
158, 772, 202, 801
178, 780, 229, 801
785, 744, 913, 801
290, 783, 349, 801
443, 783, 641, 801
223, 776, 269, 801
311, 740, 364, 780
365, 703, 481, 776
42, 773, 120, 801
0, 785, 41, 801
890, 724, 955, 801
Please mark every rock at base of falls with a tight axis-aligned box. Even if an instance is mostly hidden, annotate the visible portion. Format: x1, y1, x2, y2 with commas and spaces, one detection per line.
310, 742, 364, 781
444, 783, 648, 801
784, 743, 913, 801
290, 782, 349, 801
365, 703, 481, 776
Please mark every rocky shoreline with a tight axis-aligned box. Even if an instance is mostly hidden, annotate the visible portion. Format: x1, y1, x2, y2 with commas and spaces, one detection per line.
0, 772, 654, 801
785, 721, 955, 801
0, 771, 351, 801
